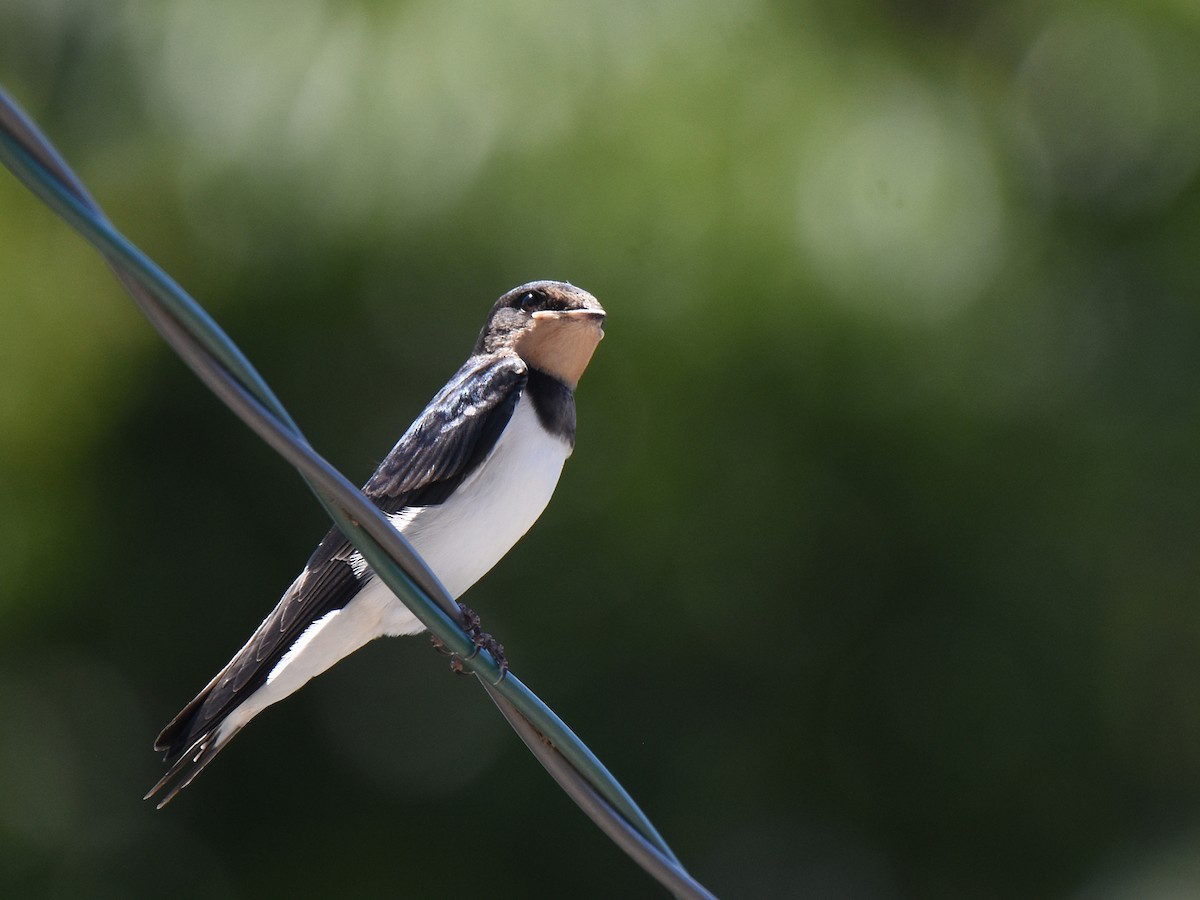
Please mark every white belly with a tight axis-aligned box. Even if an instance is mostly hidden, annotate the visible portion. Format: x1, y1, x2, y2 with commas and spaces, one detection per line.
393, 394, 571, 603
300, 395, 568, 652
218, 395, 572, 740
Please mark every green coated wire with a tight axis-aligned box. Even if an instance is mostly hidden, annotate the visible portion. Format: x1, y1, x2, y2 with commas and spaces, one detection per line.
0, 85, 714, 899
0, 124, 676, 844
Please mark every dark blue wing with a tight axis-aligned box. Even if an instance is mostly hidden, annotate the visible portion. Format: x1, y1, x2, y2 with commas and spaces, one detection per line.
150, 354, 528, 788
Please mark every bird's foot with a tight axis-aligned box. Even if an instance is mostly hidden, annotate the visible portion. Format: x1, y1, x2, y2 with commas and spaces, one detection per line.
429, 633, 473, 676
458, 602, 509, 681
428, 604, 509, 681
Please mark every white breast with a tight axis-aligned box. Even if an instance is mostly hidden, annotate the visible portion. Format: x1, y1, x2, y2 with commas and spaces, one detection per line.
375, 391, 572, 632
226, 393, 573, 739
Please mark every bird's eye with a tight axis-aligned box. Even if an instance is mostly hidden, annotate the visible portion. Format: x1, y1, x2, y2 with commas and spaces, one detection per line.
518, 291, 539, 310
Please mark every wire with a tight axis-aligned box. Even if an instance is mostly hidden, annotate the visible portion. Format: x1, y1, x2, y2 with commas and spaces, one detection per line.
0, 84, 716, 899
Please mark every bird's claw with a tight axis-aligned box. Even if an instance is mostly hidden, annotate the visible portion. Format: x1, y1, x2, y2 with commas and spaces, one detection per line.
428, 603, 509, 681
460, 602, 509, 681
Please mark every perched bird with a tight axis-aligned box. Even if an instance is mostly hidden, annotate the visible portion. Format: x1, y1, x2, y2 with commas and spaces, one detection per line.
146, 281, 606, 807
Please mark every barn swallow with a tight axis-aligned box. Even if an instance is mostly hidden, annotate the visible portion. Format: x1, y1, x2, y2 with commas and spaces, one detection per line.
146, 281, 605, 807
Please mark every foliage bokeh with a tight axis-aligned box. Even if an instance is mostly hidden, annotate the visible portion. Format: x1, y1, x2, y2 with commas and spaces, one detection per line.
3, 1, 1200, 897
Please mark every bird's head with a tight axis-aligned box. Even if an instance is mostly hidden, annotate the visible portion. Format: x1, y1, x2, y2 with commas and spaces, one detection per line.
475, 281, 606, 389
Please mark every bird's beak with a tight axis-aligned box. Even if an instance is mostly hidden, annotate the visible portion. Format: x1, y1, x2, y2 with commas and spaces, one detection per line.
532, 307, 606, 336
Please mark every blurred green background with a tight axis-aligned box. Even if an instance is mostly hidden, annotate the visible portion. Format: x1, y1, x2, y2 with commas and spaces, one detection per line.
3, 1, 1200, 897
